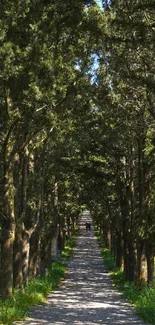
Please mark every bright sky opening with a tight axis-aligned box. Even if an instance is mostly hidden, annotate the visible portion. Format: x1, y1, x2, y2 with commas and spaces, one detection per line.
95, 0, 102, 9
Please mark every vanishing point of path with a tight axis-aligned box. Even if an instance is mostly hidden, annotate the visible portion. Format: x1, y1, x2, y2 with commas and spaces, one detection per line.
16, 211, 148, 325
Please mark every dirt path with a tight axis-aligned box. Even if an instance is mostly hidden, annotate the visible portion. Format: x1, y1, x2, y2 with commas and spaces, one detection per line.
15, 211, 148, 325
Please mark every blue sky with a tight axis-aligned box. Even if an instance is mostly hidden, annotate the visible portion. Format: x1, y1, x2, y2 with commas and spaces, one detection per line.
95, 0, 102, 9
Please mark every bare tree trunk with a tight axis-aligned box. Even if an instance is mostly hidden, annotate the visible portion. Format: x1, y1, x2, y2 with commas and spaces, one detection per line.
146, 241, 154, 284
115, 231, 123, 268
136, 240, 147, 286
13, 152, 28, 289
13, 224, 23, 289
128, 237, 136, 282
0, 157, 15, 297
22, 230, 30, 286
29, 226, 40, 278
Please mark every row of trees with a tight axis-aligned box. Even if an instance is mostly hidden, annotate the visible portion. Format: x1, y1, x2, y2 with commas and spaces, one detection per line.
89, 0, 155, 285
0, 0, 105, 297
0, 0, 155, 298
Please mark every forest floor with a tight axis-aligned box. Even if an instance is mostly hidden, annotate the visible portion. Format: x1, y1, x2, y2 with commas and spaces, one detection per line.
13, 211, 148, 325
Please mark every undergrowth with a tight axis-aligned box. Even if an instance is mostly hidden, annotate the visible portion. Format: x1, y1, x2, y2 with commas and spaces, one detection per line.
96, 229, 155, 325
0, 230, 78, 325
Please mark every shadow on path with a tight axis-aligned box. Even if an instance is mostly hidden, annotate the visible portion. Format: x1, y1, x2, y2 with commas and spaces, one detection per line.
14, 210, 148, 325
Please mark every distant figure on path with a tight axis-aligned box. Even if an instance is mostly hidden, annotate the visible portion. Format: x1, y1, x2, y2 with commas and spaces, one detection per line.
88, 222, 91, 230
85, 222, 91, 230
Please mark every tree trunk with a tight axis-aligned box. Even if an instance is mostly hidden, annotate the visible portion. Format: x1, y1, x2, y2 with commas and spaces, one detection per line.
51, 211, 59, 260
22, 230, 30, 286
0, 158, 15, 297
13, 152, 28, 289
51, 235, 58, 260
115, 231, 123, 268
110, 232, 115, 256
40, 227, 53, 276
116, 158, 130, 281
13, 223, 23, 289
146, 241, 154, 284
0, 225, 15, 297
136, 240, 147, 286
29, 226, 40, 278
123, 239, 129, 281
121, 193, 130, 281
128, 238, 136, 282
128, 146, 136, 281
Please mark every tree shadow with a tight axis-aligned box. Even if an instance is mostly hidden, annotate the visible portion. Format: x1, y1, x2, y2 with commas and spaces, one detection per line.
19, 212, 147, 325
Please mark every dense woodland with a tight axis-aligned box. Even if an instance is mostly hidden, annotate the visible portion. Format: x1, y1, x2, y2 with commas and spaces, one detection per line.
0, 0, 155, 298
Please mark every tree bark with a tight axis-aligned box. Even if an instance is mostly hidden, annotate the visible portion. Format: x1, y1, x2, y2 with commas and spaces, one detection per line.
29, 226, 40, 278
146, 241, 154, 284
136, 240, 147, 285
0, 157, 15, 297
13, 152, 28, 289
115, 231, 123, 268
13, 223, 23, 289
128, 238, 136, 282
22, 230, 30, 286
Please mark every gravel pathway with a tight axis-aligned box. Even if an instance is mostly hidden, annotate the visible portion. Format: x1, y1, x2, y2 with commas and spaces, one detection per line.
16, 211, 148, 325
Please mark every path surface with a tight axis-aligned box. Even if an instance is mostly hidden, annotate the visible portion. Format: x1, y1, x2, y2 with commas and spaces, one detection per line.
16, 211, 148, 325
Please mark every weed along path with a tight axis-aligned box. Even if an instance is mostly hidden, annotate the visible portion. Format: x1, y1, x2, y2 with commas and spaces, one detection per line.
15, 211, 148, 325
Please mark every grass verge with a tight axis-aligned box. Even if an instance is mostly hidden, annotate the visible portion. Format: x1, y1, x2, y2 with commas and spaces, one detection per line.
96, 230, 155, 325
0, 230, 78, 325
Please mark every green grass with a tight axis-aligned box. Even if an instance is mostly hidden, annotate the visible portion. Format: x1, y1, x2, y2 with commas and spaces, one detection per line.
0, 231, 78, 325
95, 229, 155, 325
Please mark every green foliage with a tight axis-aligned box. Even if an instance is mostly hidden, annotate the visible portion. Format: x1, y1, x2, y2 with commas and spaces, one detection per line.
0, 290, 45, 325
101, 248, 116, 271
95, 230, 116, 271
61, 236, 76, 259
47, 261, 66, 291
118, 282, 155, 324
96, 231, 116, 271
0, 236, 76, 325
136, 287, 155, 324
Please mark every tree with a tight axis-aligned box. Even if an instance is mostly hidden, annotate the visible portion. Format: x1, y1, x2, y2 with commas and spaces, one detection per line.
0, 0, 106, 296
